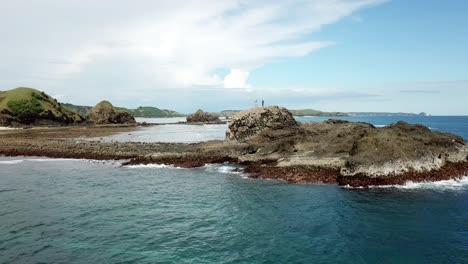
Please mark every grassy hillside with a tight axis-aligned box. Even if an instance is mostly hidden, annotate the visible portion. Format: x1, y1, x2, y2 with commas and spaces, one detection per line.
0, 87, 84, 125
63, 103, 185, 118
121, 106, 185, 118
62, 103, 92, 116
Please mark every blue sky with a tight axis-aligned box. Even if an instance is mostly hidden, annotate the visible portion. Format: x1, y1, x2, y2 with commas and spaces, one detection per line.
1, 0, 467, 114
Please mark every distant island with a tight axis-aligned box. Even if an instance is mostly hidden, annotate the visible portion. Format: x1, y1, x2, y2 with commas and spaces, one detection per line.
63, 103, 185, 118
212, 109, 426, 118
0, 86, 428, 127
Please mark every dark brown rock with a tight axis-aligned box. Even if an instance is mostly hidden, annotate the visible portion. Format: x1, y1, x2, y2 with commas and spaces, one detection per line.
88, 101, 136, 125
226, 106, 300, 142
186, 109, 222, 124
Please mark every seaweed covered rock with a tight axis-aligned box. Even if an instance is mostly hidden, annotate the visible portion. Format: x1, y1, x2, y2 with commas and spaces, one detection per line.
186, 109, 222, 124
88, 101, 136, 125
226, 106, 300, 142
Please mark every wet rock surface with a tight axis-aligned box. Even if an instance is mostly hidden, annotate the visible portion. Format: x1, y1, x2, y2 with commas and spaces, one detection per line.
186, 110, 223, 124
88, 101, 136, 125
1, 106, 467, 187
226, 106, 301, 142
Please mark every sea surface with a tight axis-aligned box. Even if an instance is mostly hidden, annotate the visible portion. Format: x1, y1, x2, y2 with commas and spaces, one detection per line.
1, 116, 468, 263
101, 115, 468, 143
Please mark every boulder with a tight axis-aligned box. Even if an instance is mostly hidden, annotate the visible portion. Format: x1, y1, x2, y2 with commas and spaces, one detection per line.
186, 109, 222, 123
88, 101, 136, 125
226, 106, 300, 142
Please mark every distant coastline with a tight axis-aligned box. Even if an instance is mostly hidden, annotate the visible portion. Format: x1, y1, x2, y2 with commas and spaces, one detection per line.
211, 109, 427, 118
63, 103, 185, 118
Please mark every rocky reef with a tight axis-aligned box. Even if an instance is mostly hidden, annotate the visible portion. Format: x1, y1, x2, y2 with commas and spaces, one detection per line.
1, 105, 467, 187
88, 101, 136, 125
226, 106, 300, 142
186, 109, 223, 124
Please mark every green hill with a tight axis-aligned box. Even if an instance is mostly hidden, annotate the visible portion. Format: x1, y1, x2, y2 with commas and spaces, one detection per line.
122, 106, 185, 118
62, 103, 92, 116
63, 103, 185, 118
0, 87, 84, 126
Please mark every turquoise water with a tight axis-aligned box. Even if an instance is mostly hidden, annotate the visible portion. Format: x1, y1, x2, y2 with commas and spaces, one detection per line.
1, 158, 468, 263
2, 116, 468, 263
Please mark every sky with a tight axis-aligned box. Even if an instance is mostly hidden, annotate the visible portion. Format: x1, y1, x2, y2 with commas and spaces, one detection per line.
1, 0, 467, 115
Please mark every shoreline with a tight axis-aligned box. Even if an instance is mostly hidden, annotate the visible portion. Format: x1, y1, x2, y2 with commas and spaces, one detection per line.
1, 115, 468, 188
2, 151, 467, 188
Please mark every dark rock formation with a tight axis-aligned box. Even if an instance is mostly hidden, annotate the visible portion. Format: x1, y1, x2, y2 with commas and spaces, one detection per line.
186, 109, 222, 124
226, 106, 300, 142
88, 101, 136, 125
1, 105, 467, 187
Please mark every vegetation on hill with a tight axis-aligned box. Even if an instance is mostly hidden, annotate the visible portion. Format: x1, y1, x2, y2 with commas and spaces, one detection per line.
122, 106, 185, 118
62, 103, 92, 116
63, 103, 185, 118
0, 87, 84, 126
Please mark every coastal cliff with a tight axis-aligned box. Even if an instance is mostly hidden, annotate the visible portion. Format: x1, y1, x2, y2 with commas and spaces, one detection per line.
0, 106, 466, 187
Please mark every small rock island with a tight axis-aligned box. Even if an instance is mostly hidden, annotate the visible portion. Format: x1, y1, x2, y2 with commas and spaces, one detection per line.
87, 101, 136, 125
186, 109, 224, 124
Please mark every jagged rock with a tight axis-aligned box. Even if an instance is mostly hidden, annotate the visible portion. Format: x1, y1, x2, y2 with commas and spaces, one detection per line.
186, 109, 222, 124
226, 106, 300, 142
88, 101, 136, 125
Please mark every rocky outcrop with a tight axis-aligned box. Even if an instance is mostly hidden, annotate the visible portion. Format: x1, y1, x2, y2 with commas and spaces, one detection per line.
1, 105, 467, 187
226, 106, 301, 142
88, 101, 136, 125
340, 121, 467, 177
186, 109, 222, 124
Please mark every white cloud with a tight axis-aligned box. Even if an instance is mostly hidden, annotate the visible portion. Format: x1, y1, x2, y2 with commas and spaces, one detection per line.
0, 0, 384, 105
223, 69, 251, 89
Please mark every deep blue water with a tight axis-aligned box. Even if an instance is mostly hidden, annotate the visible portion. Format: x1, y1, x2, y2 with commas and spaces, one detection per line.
1, 158, 468, 263
1, 116, 468, 263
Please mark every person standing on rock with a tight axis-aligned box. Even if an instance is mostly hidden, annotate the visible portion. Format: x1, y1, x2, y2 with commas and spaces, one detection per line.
262, 99, 264, 107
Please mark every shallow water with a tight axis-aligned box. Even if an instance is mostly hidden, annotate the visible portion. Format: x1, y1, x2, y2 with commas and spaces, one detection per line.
1, 157, 468, 263
101, 116, 468, 143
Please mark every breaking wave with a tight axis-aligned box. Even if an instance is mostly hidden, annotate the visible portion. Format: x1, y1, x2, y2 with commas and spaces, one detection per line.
203, 164, 243, 174
125, 164, 181, 169
346, 176, 468, 191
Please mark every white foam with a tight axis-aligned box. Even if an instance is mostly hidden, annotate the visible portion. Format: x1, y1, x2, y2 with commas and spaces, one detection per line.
0, 160, 24, 164
393, 176, 468, 190
125, 164, 180, 169
355, 176, 468, 191
202, 164, 243, 174
0, 157, 120, 166
28, 158, 74, 162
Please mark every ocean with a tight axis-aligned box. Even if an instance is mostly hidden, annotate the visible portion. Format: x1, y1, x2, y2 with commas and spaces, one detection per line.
1, 116, 468, 263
